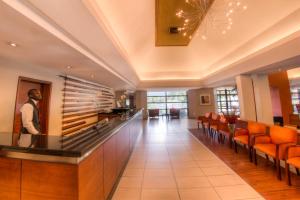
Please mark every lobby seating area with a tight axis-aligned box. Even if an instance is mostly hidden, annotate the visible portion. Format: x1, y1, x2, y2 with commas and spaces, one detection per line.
197, 112, 300, 186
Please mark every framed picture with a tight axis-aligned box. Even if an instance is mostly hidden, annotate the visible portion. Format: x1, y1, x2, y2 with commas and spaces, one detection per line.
200, 94, 211, 105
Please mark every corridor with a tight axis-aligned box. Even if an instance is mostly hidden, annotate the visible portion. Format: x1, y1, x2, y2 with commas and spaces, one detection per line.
112, 119, 264, 200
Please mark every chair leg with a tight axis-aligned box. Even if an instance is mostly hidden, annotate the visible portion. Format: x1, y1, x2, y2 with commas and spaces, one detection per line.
249, 147, 253, 162
253, 148, 257, 165
286, 162, 291, 186
197, 122, 200, 129
296, 168, 300, 176
234, 140, 238, 153
276, 159, 282, 180
265, 154, 269, 165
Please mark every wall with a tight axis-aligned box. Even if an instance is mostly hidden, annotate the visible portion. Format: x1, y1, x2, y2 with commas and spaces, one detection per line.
236, 75, 257, 121
268, 71, 293, 124
134, 90, 147, 119
251, 74, 274, 125
187, 88, 216, 119
0, 60, 64, 135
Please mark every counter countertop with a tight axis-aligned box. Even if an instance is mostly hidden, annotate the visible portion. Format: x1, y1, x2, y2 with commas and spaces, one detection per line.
0, 109, 142, 164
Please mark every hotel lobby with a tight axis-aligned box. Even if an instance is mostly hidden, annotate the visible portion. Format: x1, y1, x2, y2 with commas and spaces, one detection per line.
1, 0, 300, 200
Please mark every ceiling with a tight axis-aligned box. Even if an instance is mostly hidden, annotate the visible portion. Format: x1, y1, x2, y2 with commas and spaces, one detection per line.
1, 0, 300, 90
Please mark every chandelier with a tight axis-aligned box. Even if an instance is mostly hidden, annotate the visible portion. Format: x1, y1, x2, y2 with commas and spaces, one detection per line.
176, 0, 248, 40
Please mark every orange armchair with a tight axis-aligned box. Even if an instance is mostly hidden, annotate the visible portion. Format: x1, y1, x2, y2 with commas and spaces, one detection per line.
253, 126, 297, 180
209, 113, 220, 138
218, 116, 232, 146
233, 121, 268, 162
285, 145, 300, 185
198, 112, 212, 134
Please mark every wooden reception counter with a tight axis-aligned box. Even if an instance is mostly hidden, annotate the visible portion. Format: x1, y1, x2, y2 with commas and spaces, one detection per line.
0, 109, 143, 200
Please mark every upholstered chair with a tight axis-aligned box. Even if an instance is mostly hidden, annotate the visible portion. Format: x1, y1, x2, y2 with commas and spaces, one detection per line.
198, 112, 212, 135
209, 113, 220, 139
218, 116, 232, 146
253, 126, 297, 180
285, 145, 300, 185
233, 121, 268, 162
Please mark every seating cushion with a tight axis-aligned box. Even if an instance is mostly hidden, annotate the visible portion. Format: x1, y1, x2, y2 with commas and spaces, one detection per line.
287, 157, 300, 168
234, 135, 248, 145
203, 122, 209, 128
254, 144, 276, 158
219, 130, 230, 137
254, 143, 294, 160
210, 125, 218, 130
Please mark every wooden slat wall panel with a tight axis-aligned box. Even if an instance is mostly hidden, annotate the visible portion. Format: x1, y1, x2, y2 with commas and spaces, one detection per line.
61, 76, 115, 136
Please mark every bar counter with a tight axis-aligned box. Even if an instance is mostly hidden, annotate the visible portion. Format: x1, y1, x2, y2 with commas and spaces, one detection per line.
0, 109, 143, 200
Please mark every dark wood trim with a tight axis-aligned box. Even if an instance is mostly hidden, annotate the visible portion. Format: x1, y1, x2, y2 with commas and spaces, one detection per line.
62, 121, 86, 130
63, 114, 98, 124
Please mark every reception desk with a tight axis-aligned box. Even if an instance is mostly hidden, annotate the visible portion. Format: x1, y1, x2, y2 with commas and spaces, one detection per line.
0, 109, 143, 200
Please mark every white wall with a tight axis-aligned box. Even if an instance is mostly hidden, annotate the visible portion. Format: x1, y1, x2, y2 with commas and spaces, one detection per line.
187, 88, 216, 118
0, 60, 64, 135
236, 75, 257, 121
252, 75, 274, 124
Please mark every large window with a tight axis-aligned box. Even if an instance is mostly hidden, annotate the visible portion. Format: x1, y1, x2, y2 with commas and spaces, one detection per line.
147, 91, 188, 117
291, 86, 300, 114
215, 87, 240, 115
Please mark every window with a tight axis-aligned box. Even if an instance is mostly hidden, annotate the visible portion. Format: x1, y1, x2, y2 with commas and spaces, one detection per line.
291, 86, 300, 114
147, 91, 188, 117
215, 87, 240, 115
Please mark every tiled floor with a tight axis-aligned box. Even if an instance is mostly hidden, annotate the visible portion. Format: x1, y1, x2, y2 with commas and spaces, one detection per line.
112, 118, 265, 200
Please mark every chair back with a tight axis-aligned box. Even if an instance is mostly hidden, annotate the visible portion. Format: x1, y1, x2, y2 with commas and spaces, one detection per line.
219, 116, 229, 131
270, 125, 297, 144
205, 112, 212, 118
211, 113, 219, 121
248, 121, 267, 135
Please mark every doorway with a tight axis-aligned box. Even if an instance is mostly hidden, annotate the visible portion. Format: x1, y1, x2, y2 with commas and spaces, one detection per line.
13, 77, 52, 134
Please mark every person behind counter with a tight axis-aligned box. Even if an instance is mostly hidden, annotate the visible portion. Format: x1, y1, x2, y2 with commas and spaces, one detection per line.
19, 89, 42, 147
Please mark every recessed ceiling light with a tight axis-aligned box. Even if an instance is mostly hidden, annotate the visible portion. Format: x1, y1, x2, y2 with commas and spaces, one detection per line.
7, 42, 17, 47
91, 74, 95, 78
66, 66, 72, 69
201, 35, 207, 40
243, 5, 248, 10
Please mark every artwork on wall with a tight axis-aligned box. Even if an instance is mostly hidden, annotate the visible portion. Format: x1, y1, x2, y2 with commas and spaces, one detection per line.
200, 94, 211, 105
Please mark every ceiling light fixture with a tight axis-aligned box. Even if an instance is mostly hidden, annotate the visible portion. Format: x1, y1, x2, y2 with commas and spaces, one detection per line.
66, 66, 72, 69
7, 41, 17, 47
176, 0, 248, 40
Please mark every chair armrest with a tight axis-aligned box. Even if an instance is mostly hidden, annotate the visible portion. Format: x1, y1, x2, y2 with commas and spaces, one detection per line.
286, 145, 300, 159
253, 135, 271, 145
234, 128, 248, 137
249, 133, 268, 146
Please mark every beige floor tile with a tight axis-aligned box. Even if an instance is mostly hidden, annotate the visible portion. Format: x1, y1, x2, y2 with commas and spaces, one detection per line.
174, 167, 205, 177
123, 168, 144, 177
145, 161, 172, 169
208, 175, 245, 187
118, 177, 143, 188
171, 160, 199, 169
143, 176, 177, 189
144, 169, 173, 177
215, 185, 261, 200
179, 188, 221, 200
112, 188, 141, 200
141, 189, 180, 200
176, 177, 211, 189
201, 166, 234, 176
197, 159, 226, 168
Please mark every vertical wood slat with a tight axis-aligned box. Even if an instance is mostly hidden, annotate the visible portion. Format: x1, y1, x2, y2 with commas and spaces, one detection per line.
61, 76, 115, 135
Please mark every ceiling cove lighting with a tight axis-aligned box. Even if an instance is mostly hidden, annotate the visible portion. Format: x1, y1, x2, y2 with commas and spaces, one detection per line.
176, 0, 248, 40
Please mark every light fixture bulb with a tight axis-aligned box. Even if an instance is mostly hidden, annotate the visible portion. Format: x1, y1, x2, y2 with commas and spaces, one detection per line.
8, 42, 17, 47
243, 5, 248, 10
